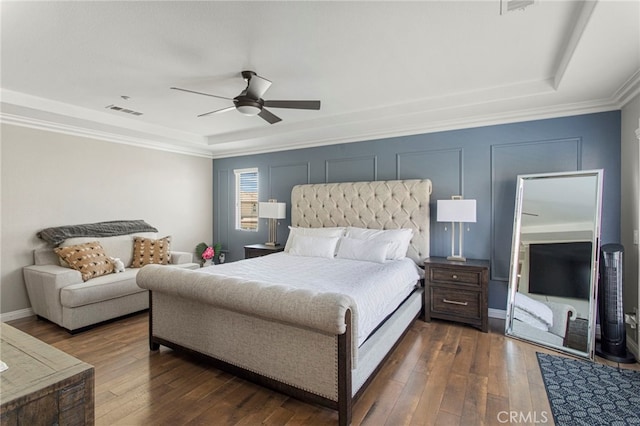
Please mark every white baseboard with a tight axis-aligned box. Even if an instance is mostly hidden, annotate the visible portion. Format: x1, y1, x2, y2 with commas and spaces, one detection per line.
489, 308, 506, 319
0, 307, 34, 323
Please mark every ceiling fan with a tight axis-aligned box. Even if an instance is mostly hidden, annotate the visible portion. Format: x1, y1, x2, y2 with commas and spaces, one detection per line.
170, 71, 321, 124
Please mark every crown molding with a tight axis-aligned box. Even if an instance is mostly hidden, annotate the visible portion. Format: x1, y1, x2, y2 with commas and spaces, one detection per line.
207, 96, 621, 158
0, 89, 208, 145
553, 0, 598, 90
614, 69, 640, 108
0, 113, 214, 159
2, 70, 635, 160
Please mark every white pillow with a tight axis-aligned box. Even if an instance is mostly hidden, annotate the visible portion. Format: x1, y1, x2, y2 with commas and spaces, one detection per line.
284, 226, 345, 253
336, 237, 391, 263
345, 227, 413, 260
288, 235, 340, 259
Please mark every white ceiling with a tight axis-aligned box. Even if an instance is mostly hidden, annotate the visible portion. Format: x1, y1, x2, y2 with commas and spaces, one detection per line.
1, 1, 639, 159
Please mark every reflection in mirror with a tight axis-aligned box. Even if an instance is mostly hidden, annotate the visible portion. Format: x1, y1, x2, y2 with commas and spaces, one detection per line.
505, 170, 603, 359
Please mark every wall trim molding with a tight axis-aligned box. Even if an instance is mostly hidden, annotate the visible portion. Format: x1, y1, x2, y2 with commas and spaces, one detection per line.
489, 138, 582, 281
1, 307, 34, 323
324, 155, 377, 183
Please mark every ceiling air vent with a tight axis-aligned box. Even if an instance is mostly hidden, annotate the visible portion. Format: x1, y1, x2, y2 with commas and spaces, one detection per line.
105, 104, 144, 116
501, 0, 535, 14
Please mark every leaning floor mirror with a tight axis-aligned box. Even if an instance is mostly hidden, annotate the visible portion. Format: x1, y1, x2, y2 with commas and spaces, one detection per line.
505, 169, 603, 360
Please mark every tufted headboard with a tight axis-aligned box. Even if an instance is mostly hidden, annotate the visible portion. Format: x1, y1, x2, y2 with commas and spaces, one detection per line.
291, 179, 432, 263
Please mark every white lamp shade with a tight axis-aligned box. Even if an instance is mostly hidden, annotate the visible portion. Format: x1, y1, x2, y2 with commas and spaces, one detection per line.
437, 199, 477, 223
258, 202, 286, 219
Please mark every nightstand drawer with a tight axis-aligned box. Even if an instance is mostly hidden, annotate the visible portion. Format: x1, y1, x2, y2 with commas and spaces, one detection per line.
430, 287, 481, 319
430, 268, 482, 286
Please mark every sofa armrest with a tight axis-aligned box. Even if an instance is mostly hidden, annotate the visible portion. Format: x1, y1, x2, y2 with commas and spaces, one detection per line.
170, 251, 194, 265
23, 265, 83, 325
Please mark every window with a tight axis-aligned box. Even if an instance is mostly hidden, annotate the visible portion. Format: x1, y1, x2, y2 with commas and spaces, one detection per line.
234, 168, 259, 231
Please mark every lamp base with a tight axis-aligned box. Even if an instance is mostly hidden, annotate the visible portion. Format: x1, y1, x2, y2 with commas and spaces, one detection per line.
264, 242, 281, 247
446, 255, 467, 262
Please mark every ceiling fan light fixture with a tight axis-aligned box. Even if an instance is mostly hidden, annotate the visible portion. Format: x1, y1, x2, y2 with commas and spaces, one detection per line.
173, 71, 319, 124
235, 98, 262, 116
236, 105, 261, 116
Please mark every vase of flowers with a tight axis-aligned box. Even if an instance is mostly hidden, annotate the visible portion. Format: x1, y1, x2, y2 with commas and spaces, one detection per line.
195, 242, 221, 267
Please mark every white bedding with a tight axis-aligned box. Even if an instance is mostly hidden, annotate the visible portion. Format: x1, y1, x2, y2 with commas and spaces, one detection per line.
200, 253, 421, 346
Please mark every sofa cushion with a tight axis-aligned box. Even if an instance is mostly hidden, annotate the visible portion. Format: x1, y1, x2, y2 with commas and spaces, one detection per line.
59, 263, 199, 308
60, 268, 142, 308
59, 232, 158, 267
54, 241, 115, 282
131, 236, 171, 268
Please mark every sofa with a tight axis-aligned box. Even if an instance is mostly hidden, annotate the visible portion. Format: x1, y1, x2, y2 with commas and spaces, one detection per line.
23, 232, 199, 333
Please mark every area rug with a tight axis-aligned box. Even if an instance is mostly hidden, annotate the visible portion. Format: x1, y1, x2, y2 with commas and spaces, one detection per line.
536, 352, 640, 425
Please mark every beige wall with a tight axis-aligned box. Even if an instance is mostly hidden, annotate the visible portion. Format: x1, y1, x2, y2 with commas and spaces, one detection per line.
0, 124, 213, 315
621, 92, 640, 350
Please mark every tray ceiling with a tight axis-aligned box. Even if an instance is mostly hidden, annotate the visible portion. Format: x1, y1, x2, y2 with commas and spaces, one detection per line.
1, 1, 638, 158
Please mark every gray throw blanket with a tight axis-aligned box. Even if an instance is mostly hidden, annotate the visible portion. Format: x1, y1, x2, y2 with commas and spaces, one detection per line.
37, 220, 158, 246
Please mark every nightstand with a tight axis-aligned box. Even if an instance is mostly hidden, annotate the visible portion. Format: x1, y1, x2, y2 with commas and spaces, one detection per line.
423, 257, 489, 333
244, 244, 285, 259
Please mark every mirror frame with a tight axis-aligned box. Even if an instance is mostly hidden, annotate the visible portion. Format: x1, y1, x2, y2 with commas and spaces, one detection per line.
505, 169, 603, 360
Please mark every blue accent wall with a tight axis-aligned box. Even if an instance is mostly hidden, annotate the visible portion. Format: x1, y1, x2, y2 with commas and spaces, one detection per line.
212, 111, 621, 310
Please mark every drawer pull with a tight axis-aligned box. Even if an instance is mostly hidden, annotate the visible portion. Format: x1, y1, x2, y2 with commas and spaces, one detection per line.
443, 298, 468, 306
452, 274, 458, 279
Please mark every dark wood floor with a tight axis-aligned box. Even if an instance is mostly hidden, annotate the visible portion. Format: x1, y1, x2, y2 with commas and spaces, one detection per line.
7, 313, 639, 425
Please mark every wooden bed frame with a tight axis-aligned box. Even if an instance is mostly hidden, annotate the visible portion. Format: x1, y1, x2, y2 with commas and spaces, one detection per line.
138, 179, 432, 425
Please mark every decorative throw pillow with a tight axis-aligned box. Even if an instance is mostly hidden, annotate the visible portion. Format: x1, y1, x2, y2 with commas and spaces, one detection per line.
54, 241, 115, 282
131, 236, 171, 268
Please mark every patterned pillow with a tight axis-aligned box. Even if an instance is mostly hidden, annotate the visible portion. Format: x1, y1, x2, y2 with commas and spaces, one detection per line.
131, 236, 171, 268
54, 241, 115, 281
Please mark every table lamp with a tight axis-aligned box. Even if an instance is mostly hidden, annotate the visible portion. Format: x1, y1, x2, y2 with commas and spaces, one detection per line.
258, 199, 286, 246
437, 196, 477, 261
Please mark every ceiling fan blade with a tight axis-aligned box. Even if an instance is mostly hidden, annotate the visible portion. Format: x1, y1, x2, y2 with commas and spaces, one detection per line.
197, 106, 236, 117
258, 108, 282, 124
170, 87, 233, 101
246, 74, 272, 99
263, 100, 321, 110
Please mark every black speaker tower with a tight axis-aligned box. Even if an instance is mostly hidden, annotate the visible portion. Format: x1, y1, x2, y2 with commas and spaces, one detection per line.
596, 243, 635, 363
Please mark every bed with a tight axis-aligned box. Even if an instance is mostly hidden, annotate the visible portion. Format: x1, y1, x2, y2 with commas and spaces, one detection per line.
136, 179, 431, 425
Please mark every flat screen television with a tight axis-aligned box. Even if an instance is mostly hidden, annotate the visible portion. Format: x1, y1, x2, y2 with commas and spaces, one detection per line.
528, 241, 593, 300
